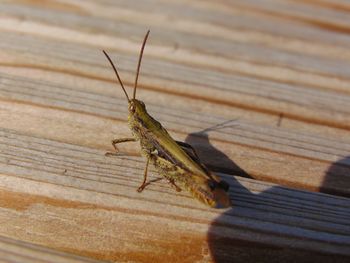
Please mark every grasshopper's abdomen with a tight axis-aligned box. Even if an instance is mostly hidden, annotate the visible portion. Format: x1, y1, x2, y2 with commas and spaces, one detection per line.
152, 155, 231, 208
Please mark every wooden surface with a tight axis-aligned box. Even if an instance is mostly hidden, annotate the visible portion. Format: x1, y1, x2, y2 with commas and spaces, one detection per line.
0, 236, 104, 263
0, 0, 350, 262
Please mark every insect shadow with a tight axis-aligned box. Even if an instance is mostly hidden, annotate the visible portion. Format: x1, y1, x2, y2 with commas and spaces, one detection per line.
186, 122, 350, 262
184, 119, 250, 179
321, 156, 350, 198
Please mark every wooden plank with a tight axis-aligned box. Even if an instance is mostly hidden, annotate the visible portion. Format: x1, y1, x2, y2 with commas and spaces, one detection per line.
0, 128, 349, 262
0, 72, 349, 196
0, 0, 349, 261
0, 2, 350, 116
0, 236, 104, 263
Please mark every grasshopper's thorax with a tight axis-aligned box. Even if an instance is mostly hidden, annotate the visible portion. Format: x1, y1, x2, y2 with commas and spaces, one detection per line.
127, 99, 160, 142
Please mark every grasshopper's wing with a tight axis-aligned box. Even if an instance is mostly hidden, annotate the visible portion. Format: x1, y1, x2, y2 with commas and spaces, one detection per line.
149, 121, 209, 177
176, 141, 212, 174
175, 141, 230, 191
145, 115, 230, 193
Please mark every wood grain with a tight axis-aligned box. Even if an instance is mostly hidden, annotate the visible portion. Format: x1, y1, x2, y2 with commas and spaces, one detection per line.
0, 0, 350, 261
0, 72, 349, 196
0, 236, 104, 263
0, 128, 349, 262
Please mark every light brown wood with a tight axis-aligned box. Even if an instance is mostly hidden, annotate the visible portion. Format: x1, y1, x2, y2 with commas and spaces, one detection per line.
0, 74, 349, 196
0, 236, 104, 263
0, 0, 350, 262
0, 128, 349, 262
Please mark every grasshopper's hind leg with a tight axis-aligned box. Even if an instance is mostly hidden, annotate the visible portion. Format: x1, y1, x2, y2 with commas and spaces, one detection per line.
105, 137, 136, 156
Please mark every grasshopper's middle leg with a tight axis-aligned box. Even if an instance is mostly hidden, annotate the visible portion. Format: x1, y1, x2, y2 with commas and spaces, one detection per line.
137, 157, 150, 192
137, 156, 182, 192
137, 162, 181, 192
105, 137, 136, 156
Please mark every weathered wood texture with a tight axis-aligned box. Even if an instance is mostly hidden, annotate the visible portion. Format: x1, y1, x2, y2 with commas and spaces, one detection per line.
1, 128, 349, 262
0, 235, 104, 263
0, 0, 350, 262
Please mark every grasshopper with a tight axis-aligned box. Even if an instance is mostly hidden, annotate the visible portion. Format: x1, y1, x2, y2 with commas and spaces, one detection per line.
103, 30, 231, 208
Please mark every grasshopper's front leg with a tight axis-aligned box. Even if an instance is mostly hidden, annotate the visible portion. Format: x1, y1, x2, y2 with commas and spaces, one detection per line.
105, 137, 136, 156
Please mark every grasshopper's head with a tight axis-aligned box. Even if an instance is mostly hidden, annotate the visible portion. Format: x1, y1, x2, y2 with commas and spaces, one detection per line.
128, 99, 146, 116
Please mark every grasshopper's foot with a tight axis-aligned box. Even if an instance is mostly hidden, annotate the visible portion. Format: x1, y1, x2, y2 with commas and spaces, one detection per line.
168, 179, 181, 192
105, 151, 123, 157
111, 142, 120, 151
174, 185, 182, 192
137, 177, 163, 193
105, 141, 121, 157
137, 184, 146, 192
106, 137, 136, 157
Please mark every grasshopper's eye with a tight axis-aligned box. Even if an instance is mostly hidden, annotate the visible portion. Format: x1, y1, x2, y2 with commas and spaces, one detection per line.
129, 104, 135, 113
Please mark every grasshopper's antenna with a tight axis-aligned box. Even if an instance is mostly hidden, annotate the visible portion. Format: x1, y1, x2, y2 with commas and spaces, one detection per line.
103, 50, 130, 102
133, 30, 150, 100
